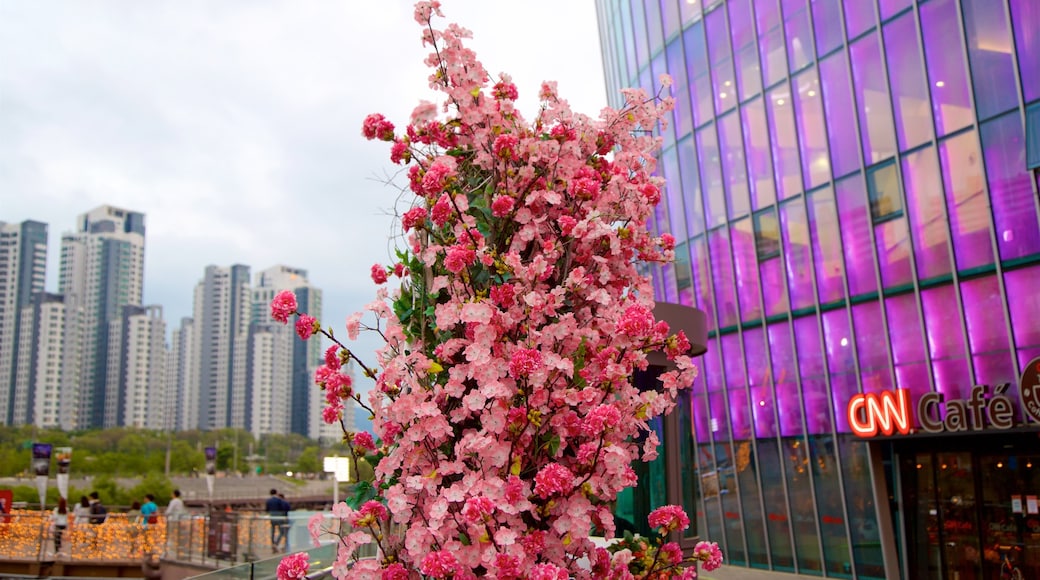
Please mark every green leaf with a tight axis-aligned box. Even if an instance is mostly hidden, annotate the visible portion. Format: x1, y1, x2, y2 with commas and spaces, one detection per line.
459, 532, 471, 546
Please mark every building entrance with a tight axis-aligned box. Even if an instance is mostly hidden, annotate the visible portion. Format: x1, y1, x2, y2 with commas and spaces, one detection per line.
897, 435, 1040, 579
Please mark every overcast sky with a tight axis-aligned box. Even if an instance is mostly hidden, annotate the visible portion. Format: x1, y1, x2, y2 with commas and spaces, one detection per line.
0, 1, 609, 391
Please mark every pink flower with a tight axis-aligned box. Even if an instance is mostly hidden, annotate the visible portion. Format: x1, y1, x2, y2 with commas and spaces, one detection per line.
533, 463, 573, 499
490, 283, 515, 309
558, 215, 577, 236
659, 542, 683, 565
390, 139, 410, 164
460, 495, 495, 523
324, 345, 341, 370
345, 312, 362, 340
353, 432, 376, 454
371, 264, 388, 284
321, 406, 340, 424
276, 552, 309, 580
491, 194, 515, 217
421, 161, 455, 194
402, 206, 427, 231
381, 563, 409, 580
270, 290, 297, 324
616, 303, 655, 337
493, 80, 519, 101
648, 505, 691, 534
420, 550, 458, 578
443, 245, 475, 273
493, 134, 519, 160
660, 232, 676, 250
350, 500, 388, 528
362, 113, 395, 141
508, 348, 542, 379
430, 194, 452, 226
295, 315, 318, 340
529, 563, 568, 580
582, 404, 621, 436
694, 541, 724, 571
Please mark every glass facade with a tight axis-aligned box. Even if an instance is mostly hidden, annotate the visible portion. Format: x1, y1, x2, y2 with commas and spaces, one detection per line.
596, 0, 1040, 578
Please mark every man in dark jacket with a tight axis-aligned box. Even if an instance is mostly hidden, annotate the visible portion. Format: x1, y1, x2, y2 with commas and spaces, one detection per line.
265, 489, 288, 551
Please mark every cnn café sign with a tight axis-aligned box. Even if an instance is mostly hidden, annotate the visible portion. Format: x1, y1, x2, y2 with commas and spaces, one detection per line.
847, 357, 1040, 438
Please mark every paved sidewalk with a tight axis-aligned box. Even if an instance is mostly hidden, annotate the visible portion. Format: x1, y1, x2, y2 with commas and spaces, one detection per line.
698, 566, 822, 580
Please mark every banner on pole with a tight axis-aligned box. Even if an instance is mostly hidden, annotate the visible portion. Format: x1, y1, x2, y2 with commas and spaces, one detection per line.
55, 447, 72, 500
205, 447, 217, 499
32, 443, 52, 507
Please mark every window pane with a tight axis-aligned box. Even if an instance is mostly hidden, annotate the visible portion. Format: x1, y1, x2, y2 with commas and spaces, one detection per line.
767, 84, 804, 199
755, 208, 782, 259
866, 161, 902, 222
667, 41, 694, 139
745, 326, 777, 438
684, 22, 715, 127
835, 175, 878, 296
733, 218, 764, 322
710, 227, 739, 328
822, 308, 857, 433
644, 0, 664, 55
921, 284, 973, 401
810, 435, 852, 576
660, 0, 682, 42
729, 0, 762, 101
902, 147, 952, 280
839, 436, 885, 579
782, 0, 814, 72
961, 275, 1014, 386
661, 146, 689, 240
794, 316, 833, 434
698, 127, 728, 229
980, 113, 1040, 261
781, 199, 815, 311
1005, 264, 1040, 371
690, 235, 718, 331
631, 0, 649, 66
756, 0, 787, 87
920, 0, 973, 136
807, 186, 847, 304
720, 112, 751, 219
874, 216, 913, 289
681, 0, 704, 27
678, 136, 706, 236
742, 98, 778, 210
812, 0, 844, 56
883, 13, 932, 152
938, 131, 994, 272
843, 0, 875, 39
707, 5, 738, 114
819, 51, 861, 178
1009, 0, 1040, 102
879, 0, 910, 20
884, 293, 932, 411
962, 0, 1018, 120
850, 34, 898, 164
761, 246, 789, 317
853, 300, 893, 393
793, 69, 831, 189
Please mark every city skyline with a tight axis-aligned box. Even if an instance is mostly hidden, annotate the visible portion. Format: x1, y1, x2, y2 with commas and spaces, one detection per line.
0, 1, 609, 391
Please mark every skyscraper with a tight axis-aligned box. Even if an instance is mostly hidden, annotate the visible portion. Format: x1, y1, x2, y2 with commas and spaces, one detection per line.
104, 304, 166, 428
597, 1, 1040, 578
59, 205, 146, 429
0, 220, 48, 425
11, 293, 65, 427
166, 317, 196, 432
193, 264, 251, 430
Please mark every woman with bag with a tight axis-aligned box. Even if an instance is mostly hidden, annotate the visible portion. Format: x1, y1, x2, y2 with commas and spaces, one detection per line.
52, 497, 69, 556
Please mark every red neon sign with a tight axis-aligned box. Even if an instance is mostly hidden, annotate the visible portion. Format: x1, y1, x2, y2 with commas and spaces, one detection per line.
847, 389, 912, 437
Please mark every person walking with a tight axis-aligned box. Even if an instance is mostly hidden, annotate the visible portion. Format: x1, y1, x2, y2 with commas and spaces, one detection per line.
88, 491, 107, 525
73, 496, 91, 525
165, 490, 186, 520
52, 497, 69, 556
141, 494, 158, 526
265, 489, 288, 552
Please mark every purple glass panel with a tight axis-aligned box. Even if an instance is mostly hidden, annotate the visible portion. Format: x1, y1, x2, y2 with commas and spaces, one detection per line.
730, 0, 762, 101
720, 113, 751, 219
631, 0, 649, 67
874, 215, 913, 289
961, 276, 1014, 386
722, 333, 752, 439
807, 187, 846, 304
678, 137, 705, 236
812, 0, 843, 56
760, 251, 789, 317
962, 0, 1018, 120
744, 326, 778, 438
741, 99, 778, 210
651, 53, 674, 146
879, 0, 910, 19
793, 316, 833, 434
706, 6, 737, 114
732, 219, 764, 322
980, 114, 1040, 261
661, 0, 682, 42
902, 147, 952, 280
783, 0, 814, 72
756, 0, 786, 87
921, 285, 973, 401
883, 14, 932, 152
1005, 265, 1040, 376
842, 0, 875, 39
850, 34, 897, 164
939, 132, 995, 271
698, 128, 727, 229
1010, 0, 1040, 102
710, 227, 739, 329
680, 0, 703, 27
690, 236, 717, 331
852, 300, 894, 393
661, 147, 688, 240
667, 42, 694, 140
822, 308, 858, 433
835, 175, 878, 296
675, 246, 695, 307
793, 69, 831, 189
781, 199, 815, 310
884, 293, 932, 405
691, 389, 713, 442
645, 0, 664, 55
769, 321, 804, 436
767, 85, 804, 199
684, 22, 715, 128
819, 52, 860, 178
920, 0, 973, 136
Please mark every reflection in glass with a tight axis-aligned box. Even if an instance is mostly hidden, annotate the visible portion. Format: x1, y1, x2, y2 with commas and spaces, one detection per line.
920, 0, 974, 136
938, 131, 994, 272
883, 13, 932, 152
850, 34, 897, 164
962, 0, 1018, 120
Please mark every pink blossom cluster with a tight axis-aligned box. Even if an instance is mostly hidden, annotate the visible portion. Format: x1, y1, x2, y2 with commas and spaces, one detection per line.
270, 2, 720, 577
275, 552, 309, 580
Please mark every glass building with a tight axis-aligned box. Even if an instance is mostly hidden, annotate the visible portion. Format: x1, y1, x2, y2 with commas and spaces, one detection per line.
596, 1, 1040, 578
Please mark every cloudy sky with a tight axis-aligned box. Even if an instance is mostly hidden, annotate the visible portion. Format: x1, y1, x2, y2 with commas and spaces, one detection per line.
0, 1, 609, 390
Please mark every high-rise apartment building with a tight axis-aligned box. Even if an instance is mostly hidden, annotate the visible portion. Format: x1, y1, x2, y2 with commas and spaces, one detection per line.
597, 1, 1040, 578
193, 264, 251, 430
11, 293, 65, 428
59, 205, 145, 429
104, 304, 165, 428
166, 317, 196, 432
0, 220, 48, 425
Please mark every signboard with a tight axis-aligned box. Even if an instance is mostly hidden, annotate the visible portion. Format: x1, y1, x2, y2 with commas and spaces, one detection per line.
847, 358, 1040, 438
0, 489, 12, 523
206, 511, 237, 560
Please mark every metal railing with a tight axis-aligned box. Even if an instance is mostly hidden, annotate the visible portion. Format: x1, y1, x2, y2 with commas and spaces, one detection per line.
0, 511, 165, 561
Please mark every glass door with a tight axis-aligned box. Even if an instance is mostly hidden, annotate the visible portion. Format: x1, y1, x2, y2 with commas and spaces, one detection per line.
978, 453, 1040, 579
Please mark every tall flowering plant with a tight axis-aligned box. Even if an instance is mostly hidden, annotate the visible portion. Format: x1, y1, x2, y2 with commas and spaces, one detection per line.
273, 2, 721, 578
